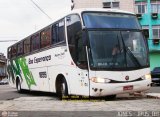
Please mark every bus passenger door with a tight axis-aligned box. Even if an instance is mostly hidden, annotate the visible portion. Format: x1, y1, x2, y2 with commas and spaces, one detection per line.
75, 38, 90, 96
76, 68, 89, 97
66, 14, 90, 96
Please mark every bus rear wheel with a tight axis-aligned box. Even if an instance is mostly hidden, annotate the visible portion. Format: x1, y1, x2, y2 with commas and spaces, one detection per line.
57, 78, 69, 100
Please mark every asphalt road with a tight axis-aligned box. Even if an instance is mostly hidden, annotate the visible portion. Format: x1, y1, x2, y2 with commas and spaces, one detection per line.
0, 85, 160, 117
0, 85, 58, 100
0, 84, 160, 100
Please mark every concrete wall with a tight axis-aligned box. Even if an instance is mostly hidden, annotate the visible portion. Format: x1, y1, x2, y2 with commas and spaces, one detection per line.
120, 0, 134, 13
73, 0, 134, 13
73, 0, 102, 9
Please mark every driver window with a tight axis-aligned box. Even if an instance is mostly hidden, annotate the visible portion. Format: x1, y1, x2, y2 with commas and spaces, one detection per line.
66, 14, 87, 69
76, 32, 87, 69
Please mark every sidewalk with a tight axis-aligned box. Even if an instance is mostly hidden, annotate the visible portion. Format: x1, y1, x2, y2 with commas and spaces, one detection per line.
146, 93, 160, 99
117, 92, 160, 99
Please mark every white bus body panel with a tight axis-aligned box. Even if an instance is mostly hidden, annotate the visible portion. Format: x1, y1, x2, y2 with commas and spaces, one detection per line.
89, 68, 151, 97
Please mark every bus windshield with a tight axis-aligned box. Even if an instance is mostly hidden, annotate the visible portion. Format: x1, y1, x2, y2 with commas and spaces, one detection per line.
83, 12, 141, 29
82, 12, 148, 70
87, 30, 149, 70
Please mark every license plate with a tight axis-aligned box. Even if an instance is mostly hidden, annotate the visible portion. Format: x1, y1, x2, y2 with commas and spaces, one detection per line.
123, 85, 133, 91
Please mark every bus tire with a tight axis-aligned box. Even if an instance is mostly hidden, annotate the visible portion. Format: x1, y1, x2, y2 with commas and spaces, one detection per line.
57, 77, 68, 100
105, 95, 116, 100
16, 78, 22, 93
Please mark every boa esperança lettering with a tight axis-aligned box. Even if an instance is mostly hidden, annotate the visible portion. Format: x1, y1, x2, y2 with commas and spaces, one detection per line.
28, 55, 51, 64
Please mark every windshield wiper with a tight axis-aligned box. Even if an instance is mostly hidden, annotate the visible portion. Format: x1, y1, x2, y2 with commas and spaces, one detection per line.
125, 47, 141, 68
119, 31, 141, 68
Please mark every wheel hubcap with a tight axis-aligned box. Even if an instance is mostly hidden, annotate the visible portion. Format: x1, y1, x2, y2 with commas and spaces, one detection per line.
17, 83, 20, 91
61, 82, 65, 96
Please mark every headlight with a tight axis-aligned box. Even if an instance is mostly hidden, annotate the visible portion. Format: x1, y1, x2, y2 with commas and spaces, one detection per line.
90, 77, 111, 83
145, 74, 151, 79
142, 74, 151, 80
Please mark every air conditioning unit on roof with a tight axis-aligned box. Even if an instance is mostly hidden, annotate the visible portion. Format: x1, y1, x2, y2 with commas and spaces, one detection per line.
136, 13, 142, 19
152, 12, 158, 19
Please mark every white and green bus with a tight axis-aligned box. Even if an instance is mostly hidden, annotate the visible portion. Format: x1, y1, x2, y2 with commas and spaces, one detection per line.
7, 8, 151, 99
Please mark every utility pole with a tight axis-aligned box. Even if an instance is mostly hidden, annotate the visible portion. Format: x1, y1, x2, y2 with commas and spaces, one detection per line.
147, 0, 152, 40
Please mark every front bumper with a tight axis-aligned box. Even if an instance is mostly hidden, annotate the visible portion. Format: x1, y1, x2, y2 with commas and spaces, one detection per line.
90, 79, 151, 97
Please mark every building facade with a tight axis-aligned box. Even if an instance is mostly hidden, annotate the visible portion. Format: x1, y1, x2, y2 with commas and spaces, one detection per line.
72, 0, 134, 13
135, 0, 160, 70
0, 53, 7, 81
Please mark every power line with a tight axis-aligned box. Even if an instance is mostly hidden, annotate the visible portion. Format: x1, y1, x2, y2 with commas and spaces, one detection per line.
0, 40, 18, 42
30, 0, 52, 21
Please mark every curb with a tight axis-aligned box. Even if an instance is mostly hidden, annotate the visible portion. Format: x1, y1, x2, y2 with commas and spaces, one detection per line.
146, 93, 160, 99
117, 93, 160, 99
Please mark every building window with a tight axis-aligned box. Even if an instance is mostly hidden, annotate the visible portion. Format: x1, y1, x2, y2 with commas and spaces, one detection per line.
151, 4, 160, 13
112, 2, 119, 8
103, 2, 111, 8
135, 3, 147, 14
153, 28, 160, 39
103, 2, 119, 9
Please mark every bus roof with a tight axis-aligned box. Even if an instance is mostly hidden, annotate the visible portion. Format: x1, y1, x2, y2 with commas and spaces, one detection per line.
69, 8, 135, 15
8, 8, 135, 49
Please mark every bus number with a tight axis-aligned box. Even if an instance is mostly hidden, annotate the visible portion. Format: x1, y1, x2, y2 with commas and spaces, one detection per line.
39, 72, 47, 78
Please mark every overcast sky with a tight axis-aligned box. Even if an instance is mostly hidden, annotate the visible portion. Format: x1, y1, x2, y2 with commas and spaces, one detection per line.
0, 0, 71, 56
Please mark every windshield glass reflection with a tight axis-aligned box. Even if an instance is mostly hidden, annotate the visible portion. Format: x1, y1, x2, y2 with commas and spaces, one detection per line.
88, 30, 148, 70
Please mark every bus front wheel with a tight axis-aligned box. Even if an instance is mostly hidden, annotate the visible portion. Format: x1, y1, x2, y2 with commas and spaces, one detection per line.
57, 78, 68, 100
105, 95, 116, 100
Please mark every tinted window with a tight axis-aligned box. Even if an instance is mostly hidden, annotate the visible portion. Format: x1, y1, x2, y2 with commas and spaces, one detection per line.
58, 20, 65, 42
17, 42, 23, 56
11, 45, 17, 58
88, 31, 148, 70
154, 67, 160, 72
52, 19, 65, 45
31, 33, 40, 51
8, 47, 11, 59
24, 38, 31, 54
83, 12, 141, 29
66, 14, 87, 68
41, 27, 52, 48
52, 24, 58, 44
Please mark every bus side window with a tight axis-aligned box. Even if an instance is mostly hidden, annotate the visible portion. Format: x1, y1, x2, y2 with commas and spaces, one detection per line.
41, 27, 52, 48
52, 19, 65, 45
17, 42, 24, 56
52, 24, 58, 44
8, 47, 11, 59
58, 19, 65, 42
31, 33, 40, 51
11, 45, 17, 58
24, 38, 31, 54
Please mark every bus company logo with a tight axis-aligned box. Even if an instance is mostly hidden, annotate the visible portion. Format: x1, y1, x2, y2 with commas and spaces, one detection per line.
125, 76, 129, 81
